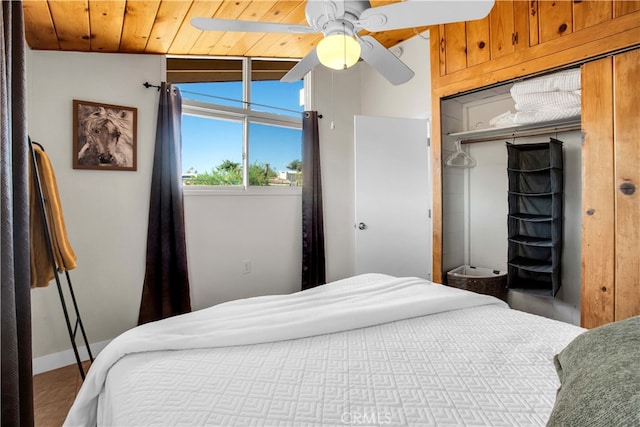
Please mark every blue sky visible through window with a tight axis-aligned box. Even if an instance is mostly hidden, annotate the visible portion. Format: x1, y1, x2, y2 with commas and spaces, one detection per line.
177, 81, 303, 176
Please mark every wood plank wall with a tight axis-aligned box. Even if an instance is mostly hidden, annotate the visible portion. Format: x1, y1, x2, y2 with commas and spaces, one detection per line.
612, 49, 640, 322
431, 1, 640, 95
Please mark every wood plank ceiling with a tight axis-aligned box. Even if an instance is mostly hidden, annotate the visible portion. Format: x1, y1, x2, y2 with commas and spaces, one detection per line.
23, 0, 423, 59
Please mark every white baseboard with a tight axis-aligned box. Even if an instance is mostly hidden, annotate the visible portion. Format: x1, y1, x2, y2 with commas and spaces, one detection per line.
33, 339, 111, 375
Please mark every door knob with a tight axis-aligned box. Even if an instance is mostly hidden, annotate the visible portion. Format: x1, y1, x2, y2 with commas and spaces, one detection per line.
358, 222, 367, 230
620, 181, 636, 195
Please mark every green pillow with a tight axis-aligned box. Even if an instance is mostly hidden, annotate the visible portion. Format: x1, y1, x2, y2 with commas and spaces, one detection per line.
547, 316, 640, 426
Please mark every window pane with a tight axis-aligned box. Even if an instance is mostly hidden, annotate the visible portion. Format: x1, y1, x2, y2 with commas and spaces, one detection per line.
251, 59, 304, 117
176, 82, 244, 110
182, 115, 243, 186
251, 80, 304, 117
249, 123, 302, 186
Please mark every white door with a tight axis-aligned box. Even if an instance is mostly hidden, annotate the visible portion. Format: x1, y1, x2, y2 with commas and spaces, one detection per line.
354, 115, 431, 279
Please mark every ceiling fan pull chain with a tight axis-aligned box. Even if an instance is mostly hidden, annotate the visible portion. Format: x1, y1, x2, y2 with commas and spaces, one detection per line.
343, 22, 347, 70
330, 71, 336, 130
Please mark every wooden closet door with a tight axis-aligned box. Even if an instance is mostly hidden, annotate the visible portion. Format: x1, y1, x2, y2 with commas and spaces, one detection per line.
581, 57, 615, 328
613, 49, 640, 321
582, 49, 640, 328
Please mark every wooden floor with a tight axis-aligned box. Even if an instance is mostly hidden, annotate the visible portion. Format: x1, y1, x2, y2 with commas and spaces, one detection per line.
34, 362, 90, 427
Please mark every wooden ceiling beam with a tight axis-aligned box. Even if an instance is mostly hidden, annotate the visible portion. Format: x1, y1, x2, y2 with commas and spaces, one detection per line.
48, 0, 91, 51
88, 0, 126, 52
145, 0, 193, 53
120, 1, 161, 53
189, 0, 252, 55
168, 0, 224, 54
211, 0, 280, 56
23, 1, 60, 50
224, 1, 303, 56
244, 1, 309, 58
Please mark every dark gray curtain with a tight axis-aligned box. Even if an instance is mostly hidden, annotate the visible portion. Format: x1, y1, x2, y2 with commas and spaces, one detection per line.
301, 111, 326, 290
1, 1, 34, 425
138, 83, 191, 324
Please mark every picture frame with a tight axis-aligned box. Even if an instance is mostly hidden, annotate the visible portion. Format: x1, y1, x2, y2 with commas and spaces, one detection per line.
72, 100, 137, 171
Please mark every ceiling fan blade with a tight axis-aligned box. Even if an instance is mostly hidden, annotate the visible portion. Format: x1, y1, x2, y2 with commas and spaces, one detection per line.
281, 49, 321, 83
359, 0, 495, 32
359, 36, 414, 86
333, 0, 345, 19
191, 17, 316, 34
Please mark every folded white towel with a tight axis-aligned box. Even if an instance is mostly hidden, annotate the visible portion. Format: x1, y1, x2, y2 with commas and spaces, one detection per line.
510, 68, 581, 96
489, 111, 517, 128
514, 90, 581, 112
513, 107, 581, 124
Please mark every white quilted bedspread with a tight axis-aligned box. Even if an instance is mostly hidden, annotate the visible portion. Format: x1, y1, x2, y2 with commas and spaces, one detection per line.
65, 275, 584, 426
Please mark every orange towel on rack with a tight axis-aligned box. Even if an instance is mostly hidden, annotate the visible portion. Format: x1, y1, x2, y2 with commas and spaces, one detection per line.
30, 145, 77, 288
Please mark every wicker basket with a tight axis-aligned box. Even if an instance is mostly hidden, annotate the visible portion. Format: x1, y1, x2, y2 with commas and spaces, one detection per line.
446, 265, 508, 301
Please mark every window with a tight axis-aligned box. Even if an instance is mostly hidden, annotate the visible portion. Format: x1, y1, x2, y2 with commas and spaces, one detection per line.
250, 123, 302, 186
168, 58, 304, 188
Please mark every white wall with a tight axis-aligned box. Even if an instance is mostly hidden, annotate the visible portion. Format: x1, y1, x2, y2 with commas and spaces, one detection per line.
441, 101, 466, 273
466, 140, 508, 269
28, 50, 163, 359
309, 66, 362, 282
184, 190, 301, 311
360, 31, 431, 119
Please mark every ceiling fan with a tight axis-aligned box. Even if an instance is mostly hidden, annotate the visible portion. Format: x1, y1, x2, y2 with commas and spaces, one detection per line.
192, 0, 495, 85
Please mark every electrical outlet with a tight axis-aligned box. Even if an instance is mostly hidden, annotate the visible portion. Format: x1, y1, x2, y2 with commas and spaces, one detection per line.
242, 260, 251, 274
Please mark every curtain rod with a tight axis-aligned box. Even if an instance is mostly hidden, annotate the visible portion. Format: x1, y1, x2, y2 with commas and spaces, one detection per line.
143, 82, 161, 90
142, 81, 315, 117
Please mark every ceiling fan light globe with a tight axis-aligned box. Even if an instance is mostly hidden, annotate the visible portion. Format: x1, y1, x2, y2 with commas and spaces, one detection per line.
317, 34, 361, 70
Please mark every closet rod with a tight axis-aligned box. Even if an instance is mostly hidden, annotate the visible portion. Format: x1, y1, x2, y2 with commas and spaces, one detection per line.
460, 123, 582, 144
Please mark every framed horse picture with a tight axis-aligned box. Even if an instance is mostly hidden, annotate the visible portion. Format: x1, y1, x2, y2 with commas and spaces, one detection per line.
72, 100, 137, 171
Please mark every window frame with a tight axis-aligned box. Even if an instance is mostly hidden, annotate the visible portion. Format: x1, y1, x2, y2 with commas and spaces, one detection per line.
176, 57, 304, 194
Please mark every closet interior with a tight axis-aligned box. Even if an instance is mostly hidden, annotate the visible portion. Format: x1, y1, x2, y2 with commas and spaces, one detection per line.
440, 69, 583, 323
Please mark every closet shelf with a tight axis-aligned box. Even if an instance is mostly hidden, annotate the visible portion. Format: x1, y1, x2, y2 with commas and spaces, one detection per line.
507, 167, 559, 173
509, 213, 553, 222
447, 117, 581, 144
508, 257, 553, 273
509, 191, 557, 196
509, 236, 553, 247
509, 283, 555, 298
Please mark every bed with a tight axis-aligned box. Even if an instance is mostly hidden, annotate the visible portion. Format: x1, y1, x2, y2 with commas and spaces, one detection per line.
64, 274, 592, 426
